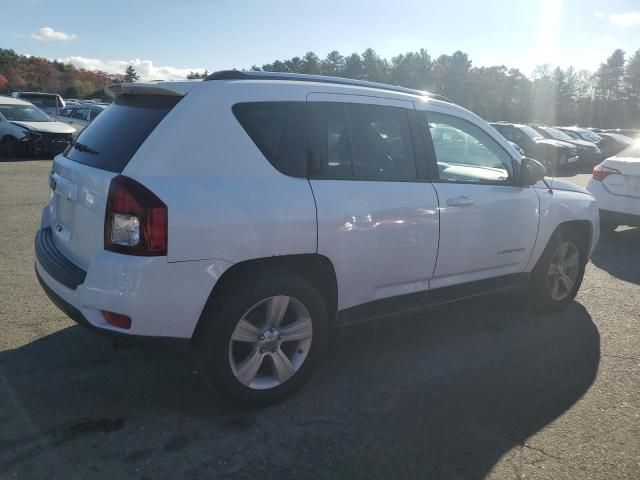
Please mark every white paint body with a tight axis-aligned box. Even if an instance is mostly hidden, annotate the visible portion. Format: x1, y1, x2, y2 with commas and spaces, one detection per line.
36, 78, 600, 338
586, 154, 640, 223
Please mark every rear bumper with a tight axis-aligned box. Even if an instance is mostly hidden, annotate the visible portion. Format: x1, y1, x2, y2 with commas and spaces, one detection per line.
36, 267, 189, 348
34, 228, 232, 339
599, 209, 640, 227
587, 179, 640, 220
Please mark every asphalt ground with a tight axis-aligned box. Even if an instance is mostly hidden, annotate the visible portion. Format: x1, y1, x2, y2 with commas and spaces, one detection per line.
1, 159, 639, 479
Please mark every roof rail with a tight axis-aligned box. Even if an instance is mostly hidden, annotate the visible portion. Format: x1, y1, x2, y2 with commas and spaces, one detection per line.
205, 70, 452, 102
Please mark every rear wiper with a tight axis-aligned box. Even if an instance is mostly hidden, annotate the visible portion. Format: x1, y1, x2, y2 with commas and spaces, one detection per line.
71, 140, 99, 155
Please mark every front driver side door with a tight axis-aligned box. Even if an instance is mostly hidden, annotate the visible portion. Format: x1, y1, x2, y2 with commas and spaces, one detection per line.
419, 110, 540, 289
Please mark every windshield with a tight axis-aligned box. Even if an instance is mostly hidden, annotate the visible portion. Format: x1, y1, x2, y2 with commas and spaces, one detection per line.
540, 127, 574, 142
577, 130, 601, 142
517, 125, 543, 140
0, 104, 51, 122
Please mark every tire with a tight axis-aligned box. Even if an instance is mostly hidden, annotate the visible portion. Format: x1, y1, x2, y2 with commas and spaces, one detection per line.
529, 227, 587, 312
195, 269, 328, 407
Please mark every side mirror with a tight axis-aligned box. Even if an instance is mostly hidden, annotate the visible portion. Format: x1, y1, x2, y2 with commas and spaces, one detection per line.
519, 157, 546, 186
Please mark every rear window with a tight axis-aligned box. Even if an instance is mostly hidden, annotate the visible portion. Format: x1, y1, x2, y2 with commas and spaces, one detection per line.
232, 102, 308, 178
21, 94, 59, 108
65, 95, 180, 173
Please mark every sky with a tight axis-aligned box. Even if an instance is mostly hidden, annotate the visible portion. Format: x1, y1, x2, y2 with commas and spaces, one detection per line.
2, 0, 640, 81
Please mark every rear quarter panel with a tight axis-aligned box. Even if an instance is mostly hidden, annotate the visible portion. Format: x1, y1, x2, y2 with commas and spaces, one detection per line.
122, 82, 318, 263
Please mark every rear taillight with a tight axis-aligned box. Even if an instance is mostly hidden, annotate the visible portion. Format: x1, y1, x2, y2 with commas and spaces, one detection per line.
104, 175, 167, 256
592, 165, 621, 182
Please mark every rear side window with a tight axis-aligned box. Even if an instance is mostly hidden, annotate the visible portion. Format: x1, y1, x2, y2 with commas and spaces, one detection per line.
311, 102, 417, 181
66, 95, 180, 173
232, 102, 308, 178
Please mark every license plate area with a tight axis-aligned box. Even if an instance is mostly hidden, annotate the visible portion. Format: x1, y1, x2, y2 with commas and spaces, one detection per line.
50, 173, 79, 242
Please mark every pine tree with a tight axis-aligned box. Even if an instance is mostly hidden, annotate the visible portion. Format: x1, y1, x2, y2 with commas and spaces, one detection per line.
123, 65, 140, 83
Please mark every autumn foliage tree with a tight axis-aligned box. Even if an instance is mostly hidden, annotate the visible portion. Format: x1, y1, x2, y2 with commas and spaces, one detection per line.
0, 48, 118, 100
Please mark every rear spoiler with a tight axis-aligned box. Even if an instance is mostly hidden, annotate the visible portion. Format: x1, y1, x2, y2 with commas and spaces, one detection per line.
105, 82, 189, 99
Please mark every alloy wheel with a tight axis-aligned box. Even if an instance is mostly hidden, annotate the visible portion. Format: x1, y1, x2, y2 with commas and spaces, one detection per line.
228, 295, 313, 390
547, 241, 580, 301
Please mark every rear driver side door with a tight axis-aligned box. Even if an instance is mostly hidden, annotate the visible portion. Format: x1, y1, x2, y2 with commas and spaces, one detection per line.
307, 94, 439, 312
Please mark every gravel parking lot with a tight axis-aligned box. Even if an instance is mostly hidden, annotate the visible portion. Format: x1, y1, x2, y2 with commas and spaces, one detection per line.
1, 160, 639, 479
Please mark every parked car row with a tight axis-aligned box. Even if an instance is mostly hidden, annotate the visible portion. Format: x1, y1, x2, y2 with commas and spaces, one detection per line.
490, 121, 634, 170
1, 91, 109, 158
0, 96, 75, 158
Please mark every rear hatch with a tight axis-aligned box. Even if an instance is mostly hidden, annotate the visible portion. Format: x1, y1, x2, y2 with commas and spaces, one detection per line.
601, 155, 640, 199
45, 93, 182, 269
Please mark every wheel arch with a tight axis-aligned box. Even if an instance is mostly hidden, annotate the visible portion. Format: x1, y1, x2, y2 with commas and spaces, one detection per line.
530, 219, 593, 273
191, 253, 338, 343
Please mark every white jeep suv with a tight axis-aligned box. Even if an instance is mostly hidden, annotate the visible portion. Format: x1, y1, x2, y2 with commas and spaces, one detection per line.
35, 71, 599, 406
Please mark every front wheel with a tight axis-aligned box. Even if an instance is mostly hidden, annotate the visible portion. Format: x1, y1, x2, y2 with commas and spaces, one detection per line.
529, 228, 586, 312
195, 270, 328, 407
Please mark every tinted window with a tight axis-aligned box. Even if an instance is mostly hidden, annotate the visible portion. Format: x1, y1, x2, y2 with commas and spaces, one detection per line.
65, 95, 180, 173
60, 107, 74, 117
21, 94, 58, 108
89, 108, 102, 121
423, 112, 512, 183
71, 108, 89, 120
232, 102, 307, 178
313, 102, 417, 181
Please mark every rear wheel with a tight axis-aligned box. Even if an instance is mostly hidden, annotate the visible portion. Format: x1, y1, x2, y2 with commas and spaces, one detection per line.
195, 270, 328, 407
529, 228, 586, 312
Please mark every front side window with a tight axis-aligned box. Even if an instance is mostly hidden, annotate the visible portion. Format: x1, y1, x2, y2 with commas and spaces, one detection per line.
423, 111, 512, 184
312, 102, 417, 181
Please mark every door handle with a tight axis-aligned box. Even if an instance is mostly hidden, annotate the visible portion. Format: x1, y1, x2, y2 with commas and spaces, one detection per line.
446, 196, 475, 207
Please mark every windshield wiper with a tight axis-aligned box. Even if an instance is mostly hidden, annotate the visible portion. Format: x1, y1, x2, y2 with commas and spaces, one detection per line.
71, 140, 99, 155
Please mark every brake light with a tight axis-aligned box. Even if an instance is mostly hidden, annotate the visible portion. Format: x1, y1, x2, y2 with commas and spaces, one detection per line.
592, 165, 621, 182
104, 175, 167, 256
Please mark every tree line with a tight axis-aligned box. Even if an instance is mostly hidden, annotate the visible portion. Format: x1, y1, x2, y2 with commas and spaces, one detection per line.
207, 47, 637, 128
0, 49, 140, 100
2, 45, 639, 128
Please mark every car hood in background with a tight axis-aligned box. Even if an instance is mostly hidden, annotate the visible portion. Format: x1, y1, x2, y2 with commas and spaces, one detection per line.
534, 138, 575, 149
10, 121, 76, 135
534, 177, 591, 195
566, 138, 599, 149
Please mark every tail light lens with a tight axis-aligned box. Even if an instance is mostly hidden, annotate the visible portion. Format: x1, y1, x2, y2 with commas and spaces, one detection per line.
104, 175, 167, 256
592, 165, 621, 182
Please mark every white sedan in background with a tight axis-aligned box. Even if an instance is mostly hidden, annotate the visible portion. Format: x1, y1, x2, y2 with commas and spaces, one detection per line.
587, 143, 640, 231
